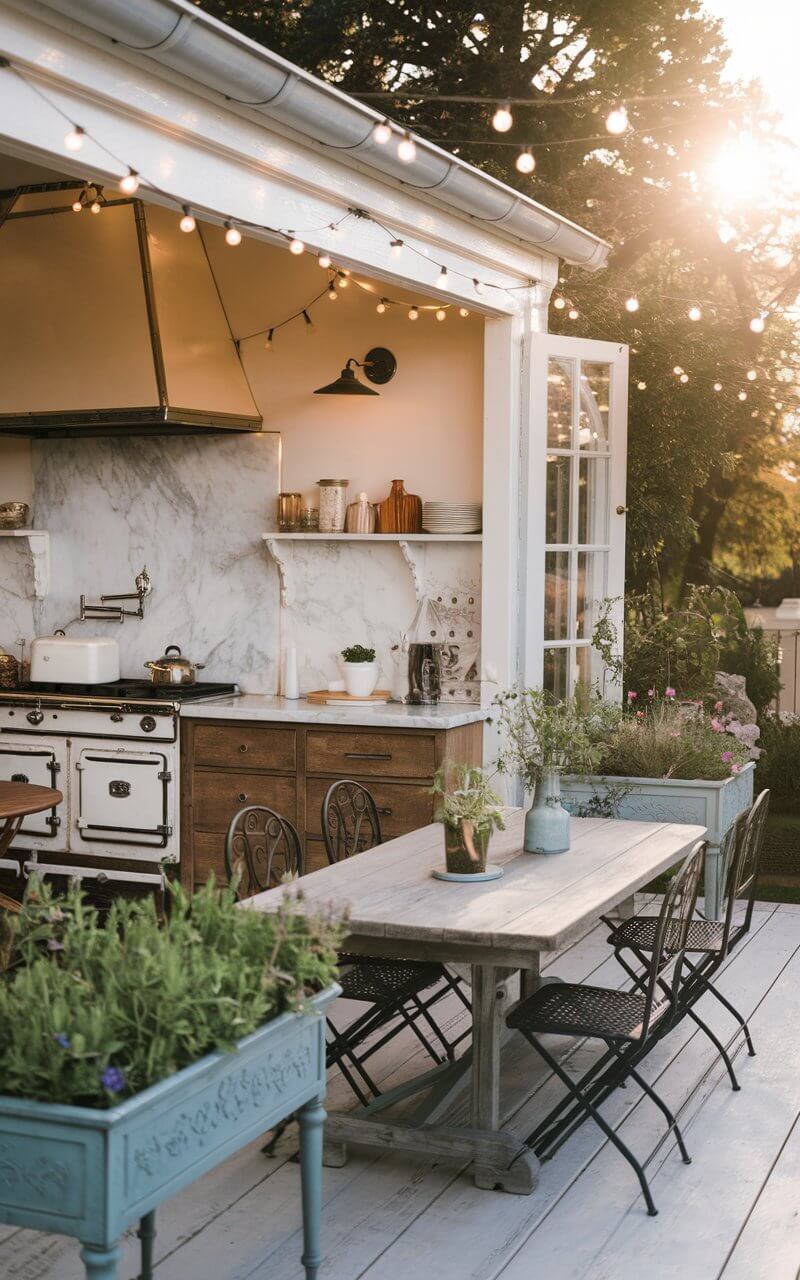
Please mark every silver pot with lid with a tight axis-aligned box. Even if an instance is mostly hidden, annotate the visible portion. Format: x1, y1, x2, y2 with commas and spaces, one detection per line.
144, 644, 205, 686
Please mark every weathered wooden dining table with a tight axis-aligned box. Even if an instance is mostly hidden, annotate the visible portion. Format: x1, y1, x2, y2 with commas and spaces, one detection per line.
249, 810, 706, 1195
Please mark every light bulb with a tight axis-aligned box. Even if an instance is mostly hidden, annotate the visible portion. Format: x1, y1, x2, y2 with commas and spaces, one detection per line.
435, 308, 447, 321
224, 222, 242, 246
747, 368, 757, 381
492, 103, 513, 133
713, 382, 723, 391
680, 372, 689, 383
637, 381, 647, 390
605, 106, 629, 135
624, 296, 639, 313
265, 329, 274, 350
64, 126, 85, 152
515, 148, 535, 174
437, 266, 449, 289
318, 252, 331, 269
328, 284, 338, 300
673, 365, 684, 376
459, 307, 470, 317
749, 315, 765, 333
568, 308, 579, 320
553, 297, 566, 310
338, 273, 349, 288
179, 206, 196, 233
397, 133, 417, 164
408, 306, 419, 321
289, 236, 305, 255
738, 390, 747, 400
473, 278, 485, 296
390, 239, 404, 257
776, 401, 784, 410
376, 300, 387, 314
119, 169, 140, 195
90, 201, 101, 215
373, 119, 392, 145
71, 199, 82, 213
688, 305, 702, 321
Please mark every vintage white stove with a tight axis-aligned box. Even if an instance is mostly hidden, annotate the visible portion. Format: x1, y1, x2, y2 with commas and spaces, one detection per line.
0, 680, 236, 893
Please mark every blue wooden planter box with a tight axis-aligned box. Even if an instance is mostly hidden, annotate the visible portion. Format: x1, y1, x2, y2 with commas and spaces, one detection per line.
0, 984, 339, 1280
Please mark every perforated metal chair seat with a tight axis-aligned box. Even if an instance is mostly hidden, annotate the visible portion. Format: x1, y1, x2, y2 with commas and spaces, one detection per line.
338, 957, 446, 1005
608, 914, 727, 955
508, 981, 670, 1042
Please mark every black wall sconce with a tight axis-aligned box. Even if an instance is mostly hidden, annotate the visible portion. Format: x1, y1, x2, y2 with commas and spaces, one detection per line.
314, 347, 397, 396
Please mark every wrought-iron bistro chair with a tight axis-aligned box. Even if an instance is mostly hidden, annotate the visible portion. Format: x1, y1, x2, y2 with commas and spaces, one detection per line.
224, 804, 303, 895
321, 779, 472, 1106
604, 789, 771, 1090
508, 841, 706, 1216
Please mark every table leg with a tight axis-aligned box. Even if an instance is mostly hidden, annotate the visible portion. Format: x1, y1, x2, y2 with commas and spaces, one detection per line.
0, 815, 22, 860
298, 1097, 326, 1280
79, 1243, 120, 1279
138, 1210, 156, 1280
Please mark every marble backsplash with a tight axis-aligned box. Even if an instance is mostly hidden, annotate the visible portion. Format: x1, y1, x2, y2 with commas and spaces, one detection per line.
0, 436, 482, 696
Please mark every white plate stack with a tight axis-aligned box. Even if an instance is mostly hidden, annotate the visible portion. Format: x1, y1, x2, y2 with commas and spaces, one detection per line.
422, 502, 482, 534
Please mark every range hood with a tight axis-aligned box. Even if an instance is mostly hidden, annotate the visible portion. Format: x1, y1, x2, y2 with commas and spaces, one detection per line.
0, 183, 262, 437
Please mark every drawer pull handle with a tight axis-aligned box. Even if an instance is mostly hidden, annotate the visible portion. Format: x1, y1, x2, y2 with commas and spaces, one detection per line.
238, 792, 247, 803
344, 752, 392, 761
239, 744, 248, 752
378, 806, 393, 817
109, 780, 131, 799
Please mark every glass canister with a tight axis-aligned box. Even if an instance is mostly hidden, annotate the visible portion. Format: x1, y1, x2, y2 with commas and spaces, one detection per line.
318, 479, 349, 533
277, 492, 303, 532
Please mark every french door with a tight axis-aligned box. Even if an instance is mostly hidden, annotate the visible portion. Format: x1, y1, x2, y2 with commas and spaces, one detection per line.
527, 334, 629, 698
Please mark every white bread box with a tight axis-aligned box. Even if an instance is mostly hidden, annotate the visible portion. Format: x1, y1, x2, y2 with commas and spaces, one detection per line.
30, 634, 120, 684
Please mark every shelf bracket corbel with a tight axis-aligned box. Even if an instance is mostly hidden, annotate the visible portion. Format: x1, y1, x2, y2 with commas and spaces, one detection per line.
398, 539, 423, 600
263, 536, 295, 606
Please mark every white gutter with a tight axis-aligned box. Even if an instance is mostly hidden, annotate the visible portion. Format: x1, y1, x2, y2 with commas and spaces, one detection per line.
33, 0, 610, 272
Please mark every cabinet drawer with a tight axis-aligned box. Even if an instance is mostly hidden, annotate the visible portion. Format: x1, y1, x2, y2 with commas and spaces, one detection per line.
192, 830, 227, 887
193, 724, 296, 772
306, 777, 433, 843
306, 730, 436, 779
193, 770, 297, 832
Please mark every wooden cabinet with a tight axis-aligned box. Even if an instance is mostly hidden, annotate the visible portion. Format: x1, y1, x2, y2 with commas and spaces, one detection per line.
180, 717, 483, 890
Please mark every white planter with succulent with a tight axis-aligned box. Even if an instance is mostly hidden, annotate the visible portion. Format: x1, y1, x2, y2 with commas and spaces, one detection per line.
340, 644, 379, 697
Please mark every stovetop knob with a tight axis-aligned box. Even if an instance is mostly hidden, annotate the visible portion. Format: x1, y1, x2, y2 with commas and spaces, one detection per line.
110, 712, 124, 723
140, 715, 157, 733
26, 709, 44, 726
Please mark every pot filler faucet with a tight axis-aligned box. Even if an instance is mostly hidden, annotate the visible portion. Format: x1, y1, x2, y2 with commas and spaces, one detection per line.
80, 567, 152, 624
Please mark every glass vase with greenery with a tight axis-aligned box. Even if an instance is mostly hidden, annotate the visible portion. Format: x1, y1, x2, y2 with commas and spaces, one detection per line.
431, 762, 505, 875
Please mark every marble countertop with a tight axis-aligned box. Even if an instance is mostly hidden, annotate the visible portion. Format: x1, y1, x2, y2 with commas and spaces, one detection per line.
180, 694, 490, 730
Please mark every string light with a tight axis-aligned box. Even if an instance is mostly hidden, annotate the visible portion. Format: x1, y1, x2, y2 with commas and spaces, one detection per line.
376, 299, 387, 314
318, 252, 331, 269
288, 236, 305, 255
373, 119, 392, 145
436, 308, 447, 321
673, 366, 684, 376
436, 265, 449, 289
337, 272, 349, 288
473, 278, 485, 296
397, 133, 417, 163
265, 328, 274, 350
688, 305, 702, 321
515, 148, 535, 174
637, 381, 647, 390
71, 198, 82, 213
327, 282, 338, 300
390, 238, 404, 257
90, 200, 101, 215
568, 308, 579, 320
714, 382, 723, 391
119, 169, 140, 195
624, 296, 639, 313
491, 103, 513, 133
749, 315, 765, 333
64, 126, 84, 152
459, 308, 470, 317
605, 105, 629, 135
224, 221, 242, 246
179, 206, 196, 233
408, 305, 419, 320
738, 390, 747, 400
302, 309, 313, 331
746, 369, 757, 381
679, 372, 689, 383
553, 297, 566, 310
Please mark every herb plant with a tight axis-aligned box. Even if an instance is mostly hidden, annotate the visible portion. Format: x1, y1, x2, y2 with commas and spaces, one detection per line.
0, 878, 342, 1109
431, 762, 506, 839
492, 688, 601, 789
341, 644, 376, 663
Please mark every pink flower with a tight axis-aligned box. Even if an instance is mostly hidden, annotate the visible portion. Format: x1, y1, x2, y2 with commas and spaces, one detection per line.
714, 700, 724, 711
647, 688, 656, 699
627, 690, 637, 702
731, 763, 742, 774
720, 751, 733, 763
665, 687, 676, 699
710, 718, 723, 732
636, 710, 645, 720
670, 730, 681, 738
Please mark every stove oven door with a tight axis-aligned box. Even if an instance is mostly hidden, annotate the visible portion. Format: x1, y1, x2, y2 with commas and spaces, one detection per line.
71, 745, 175, 861
0, 740, 67, 856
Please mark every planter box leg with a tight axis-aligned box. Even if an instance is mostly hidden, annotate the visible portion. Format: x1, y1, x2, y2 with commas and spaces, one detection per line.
704, 843, 724, 921
299, 1097, 326, 1280
138, 1210, 156, 1280
79, 1243, 120, 1279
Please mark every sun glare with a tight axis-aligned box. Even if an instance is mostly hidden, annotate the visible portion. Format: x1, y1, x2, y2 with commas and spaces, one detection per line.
709, 133, 773, 205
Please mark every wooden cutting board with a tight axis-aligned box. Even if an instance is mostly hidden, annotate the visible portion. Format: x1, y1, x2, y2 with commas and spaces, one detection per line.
306, 689, 392, 704
377, 480, 422, 533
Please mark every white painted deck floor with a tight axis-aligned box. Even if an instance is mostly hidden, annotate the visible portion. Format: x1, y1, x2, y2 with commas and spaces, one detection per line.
3, 898, 800, 1280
